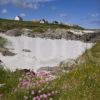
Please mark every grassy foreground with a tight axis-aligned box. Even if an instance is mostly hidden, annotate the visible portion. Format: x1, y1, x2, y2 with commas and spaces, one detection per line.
0, 41, 100, 100
52, 41, 100, 100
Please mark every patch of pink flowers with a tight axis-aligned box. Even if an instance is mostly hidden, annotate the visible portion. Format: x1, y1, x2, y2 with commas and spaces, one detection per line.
17, 70, 56, 90
11, 69, 58, 100
32, 90, 59, 100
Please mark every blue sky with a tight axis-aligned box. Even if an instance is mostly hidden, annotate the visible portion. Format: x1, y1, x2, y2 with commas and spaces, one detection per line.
0, 0, 100, 29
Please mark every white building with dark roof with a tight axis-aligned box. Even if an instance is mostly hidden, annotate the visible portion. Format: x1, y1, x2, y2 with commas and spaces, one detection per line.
15, 16, 23, 21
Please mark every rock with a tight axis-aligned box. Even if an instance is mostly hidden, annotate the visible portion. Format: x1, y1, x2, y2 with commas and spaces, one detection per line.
0, 47, 16, 56
0, 60, 3, 65
3, 28, 100, 42
27, 28, 99, 42
22, 49, 31, 52
2, 49, 16, 56
5, 29, 22, 36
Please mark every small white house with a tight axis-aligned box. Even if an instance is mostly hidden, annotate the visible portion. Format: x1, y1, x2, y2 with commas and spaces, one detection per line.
40, 19, 45, 24
40, 19, 48, 24
15, 16, 23, 21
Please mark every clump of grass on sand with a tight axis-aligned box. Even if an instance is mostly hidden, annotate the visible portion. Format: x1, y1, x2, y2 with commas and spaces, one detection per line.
0, 37, 7, 47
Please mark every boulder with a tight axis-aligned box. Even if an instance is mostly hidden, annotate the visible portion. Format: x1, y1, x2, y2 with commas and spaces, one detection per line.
5, 29, 22, 36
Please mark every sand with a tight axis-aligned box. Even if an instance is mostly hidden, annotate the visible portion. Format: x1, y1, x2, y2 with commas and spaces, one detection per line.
0, 34, 93, 71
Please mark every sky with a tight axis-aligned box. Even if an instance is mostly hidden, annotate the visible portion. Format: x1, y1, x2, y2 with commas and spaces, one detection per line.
0, 0, 100, 29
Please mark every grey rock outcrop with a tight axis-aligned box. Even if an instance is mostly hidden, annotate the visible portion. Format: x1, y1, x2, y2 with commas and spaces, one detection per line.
3, 28, 100, 42
5, 29, 23, 36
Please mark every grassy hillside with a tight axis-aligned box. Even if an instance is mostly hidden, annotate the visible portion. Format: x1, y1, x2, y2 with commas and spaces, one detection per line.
0, 18, 84, 32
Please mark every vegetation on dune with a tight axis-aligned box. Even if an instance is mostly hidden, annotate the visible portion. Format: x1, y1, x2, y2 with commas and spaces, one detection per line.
0, 37, 7, 47
0, 18, 84, 32
0, 36, 15, 56
52, 41, 100, 100
0, 36, 7, 54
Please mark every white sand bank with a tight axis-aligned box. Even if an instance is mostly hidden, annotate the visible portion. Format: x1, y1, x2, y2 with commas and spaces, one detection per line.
0, 34, 93, 71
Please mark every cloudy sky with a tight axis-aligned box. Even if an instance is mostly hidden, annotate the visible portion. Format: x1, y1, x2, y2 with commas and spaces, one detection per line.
0, 0, 100, 29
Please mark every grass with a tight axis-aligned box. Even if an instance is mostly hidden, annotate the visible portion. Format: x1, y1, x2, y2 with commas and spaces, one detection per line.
0, 36, 7, 54
0, 37, 7, 47
0, 18, 84, 32
0, 41, 100, 100
50, 41, 100, 100
0, 67, 22, 93
0, 36, 15, 56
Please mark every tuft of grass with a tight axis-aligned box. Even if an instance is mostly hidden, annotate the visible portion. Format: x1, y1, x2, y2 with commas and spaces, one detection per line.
0, 37, 7, 47
0, 67, 22, 94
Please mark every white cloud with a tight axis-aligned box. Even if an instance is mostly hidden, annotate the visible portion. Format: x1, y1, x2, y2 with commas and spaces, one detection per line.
0, 0, 55, 9
0, 0, 10, 4
1, 9, 7, 14
85, 13, 100, 25
20, 13, 26, 17
91, 13, 100, 17
59, 13, 68, 17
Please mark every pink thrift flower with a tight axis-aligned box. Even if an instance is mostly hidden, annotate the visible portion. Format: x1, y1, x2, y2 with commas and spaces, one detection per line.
40, 95, 43, 98
37, 96, 41, 100
48, 93, 52, 96
43, 94, 48, 99
33, 97, 37, 100
22, 80, 29, 86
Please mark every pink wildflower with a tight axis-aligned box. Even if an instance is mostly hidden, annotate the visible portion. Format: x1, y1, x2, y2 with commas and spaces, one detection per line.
33, 97, 37, 100
40, 95, 43, 98
48, 93, 52, 96
37, 96, 41, 100
43, 94, 48, 99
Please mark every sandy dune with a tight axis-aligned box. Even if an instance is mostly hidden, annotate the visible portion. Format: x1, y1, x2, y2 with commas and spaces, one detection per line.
0, 34, 93, 71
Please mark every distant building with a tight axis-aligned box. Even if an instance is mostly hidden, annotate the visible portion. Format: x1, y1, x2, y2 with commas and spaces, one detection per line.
40, 19, 48, 24
15, 16, 23, 21
52, 21, 59, 24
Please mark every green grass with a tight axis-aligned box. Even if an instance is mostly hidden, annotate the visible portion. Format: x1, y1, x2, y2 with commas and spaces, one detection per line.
49, 41, 100, 100
0, 37, 7, 47
0, 18, 84, 31
0, 67, 22, 92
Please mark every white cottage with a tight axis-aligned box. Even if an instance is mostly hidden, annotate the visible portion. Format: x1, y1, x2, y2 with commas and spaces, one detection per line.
40, 19, 48, 24
15, 16, 23, 21
40, 19, 45, 24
